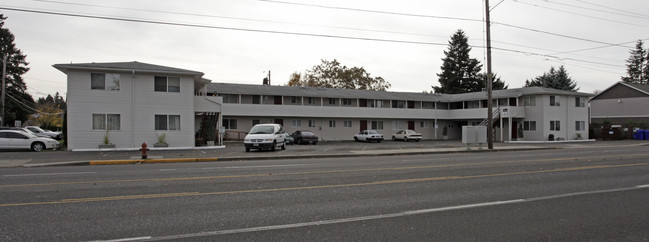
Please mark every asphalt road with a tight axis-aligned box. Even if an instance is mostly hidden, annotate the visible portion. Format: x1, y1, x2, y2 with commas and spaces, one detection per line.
1, 145, 648, 241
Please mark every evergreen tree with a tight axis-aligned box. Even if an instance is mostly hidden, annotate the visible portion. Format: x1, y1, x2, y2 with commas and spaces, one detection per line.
525, 66, 579, 91
433, 29, 484, 94
0, 14, 34, 126
477, 73, 508, 91
622, 40, 647, 84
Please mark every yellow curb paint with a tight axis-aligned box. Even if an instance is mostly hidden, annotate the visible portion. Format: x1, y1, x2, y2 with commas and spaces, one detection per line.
196, 157, 218, 162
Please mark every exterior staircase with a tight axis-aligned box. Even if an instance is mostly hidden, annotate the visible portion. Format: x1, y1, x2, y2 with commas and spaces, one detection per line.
478, 106, 501, 126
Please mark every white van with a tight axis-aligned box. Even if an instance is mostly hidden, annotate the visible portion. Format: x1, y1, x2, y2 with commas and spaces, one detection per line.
244, 123, 287, 152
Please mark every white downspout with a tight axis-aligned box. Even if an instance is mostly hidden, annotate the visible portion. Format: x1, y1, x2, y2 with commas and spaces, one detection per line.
131, 70, 135, 148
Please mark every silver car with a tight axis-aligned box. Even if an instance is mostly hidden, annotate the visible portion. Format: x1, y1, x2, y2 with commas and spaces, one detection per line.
0, 130, 60, 151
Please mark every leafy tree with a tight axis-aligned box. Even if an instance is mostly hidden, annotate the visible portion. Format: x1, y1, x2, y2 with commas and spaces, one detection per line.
0, 14, 34, 126
622, 40, 648, 84
34, 102, 63, 131
33, 92, 66, 130
433, 29, 484, 94
287, 59, 391, 91
525, 66, 579, 91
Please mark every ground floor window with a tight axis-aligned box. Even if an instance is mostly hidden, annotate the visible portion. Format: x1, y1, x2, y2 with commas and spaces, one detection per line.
393, 121, 406, 130
344, 120, 352, 128
155, 114, 180, 131
550, 120, 560, 131
291, 120, 301, 127
308, 120, 316, 127
523, 121, 536, 131
371, 121, 383, 130
420, 121, 429, 128
224, 119, 237, 130
575, 121, 585, 131
329, 120, 336, 128
92, 114, 120, 130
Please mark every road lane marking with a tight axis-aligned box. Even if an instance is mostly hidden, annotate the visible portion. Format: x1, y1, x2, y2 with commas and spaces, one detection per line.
2, 153, 649, 188
3, 172, 97, 177
91, 236, 153, 242
143, 184, 649, 240
159, 164, 309, 172
1, 162, 649, 207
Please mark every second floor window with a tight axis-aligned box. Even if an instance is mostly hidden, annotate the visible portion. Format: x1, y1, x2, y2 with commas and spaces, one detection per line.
575, 97, 585, 107
155, 76, 180, 92
523, 96, 536, 106
550, 96, 560, 106
91, 73, 120, 91
221, 94, 239, 103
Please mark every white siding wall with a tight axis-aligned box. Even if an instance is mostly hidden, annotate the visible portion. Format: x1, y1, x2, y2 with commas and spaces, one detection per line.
66, 70, 196, 149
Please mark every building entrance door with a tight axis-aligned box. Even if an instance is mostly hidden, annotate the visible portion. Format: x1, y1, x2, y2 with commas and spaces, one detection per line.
360, 120, 367, 132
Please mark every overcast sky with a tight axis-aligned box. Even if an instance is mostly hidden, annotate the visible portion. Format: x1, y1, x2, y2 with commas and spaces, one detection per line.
2, 0, 648, 99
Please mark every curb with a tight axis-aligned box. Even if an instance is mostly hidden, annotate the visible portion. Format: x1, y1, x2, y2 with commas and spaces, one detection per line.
86, 146, 556, 166
89, 157, 219, 165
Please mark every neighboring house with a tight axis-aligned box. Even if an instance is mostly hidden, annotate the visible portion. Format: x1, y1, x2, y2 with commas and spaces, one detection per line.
54, 62, 222, 150
590, 81, 649, 125
209, 83, 592, 142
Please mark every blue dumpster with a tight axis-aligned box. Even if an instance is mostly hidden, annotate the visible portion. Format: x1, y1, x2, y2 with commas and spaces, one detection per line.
635, 130, 642, 140
645, 130, 649, 140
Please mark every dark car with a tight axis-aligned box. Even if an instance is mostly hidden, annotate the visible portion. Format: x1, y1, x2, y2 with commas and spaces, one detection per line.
292, 130, 318, 145
283, 131, 295, 145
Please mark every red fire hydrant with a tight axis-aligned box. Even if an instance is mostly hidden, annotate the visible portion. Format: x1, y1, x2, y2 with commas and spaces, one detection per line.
140, 142, 149, 159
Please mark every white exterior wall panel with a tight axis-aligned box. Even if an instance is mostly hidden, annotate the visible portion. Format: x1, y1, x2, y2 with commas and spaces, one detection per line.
66, 71, 200, 149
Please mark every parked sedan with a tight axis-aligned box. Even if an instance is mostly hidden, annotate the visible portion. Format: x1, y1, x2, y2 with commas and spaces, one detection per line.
283, 131, 295, 145
26, 126, 62, 140
354, 130, 384, 143
392, 129, 422, 142
292, 130, 318, 145
0, 130, 60, 151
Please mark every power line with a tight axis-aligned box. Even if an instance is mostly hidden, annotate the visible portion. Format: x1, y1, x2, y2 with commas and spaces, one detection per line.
258, 0, 483, 23
493, 22, 634, 48
0, 6, 630, 69
28, 0, 449, 39
24, 1, 637, 56
512, 0, 649, 28
575, 0, 649, 19
550, 38, 649, 55
0, 6, 451, 46
260, 0, 634, 49
6, 93, 64, 115
543, 0, 649, 20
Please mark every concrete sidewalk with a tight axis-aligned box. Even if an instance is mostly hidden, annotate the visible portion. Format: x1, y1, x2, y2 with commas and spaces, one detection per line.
2, 139, 647, 168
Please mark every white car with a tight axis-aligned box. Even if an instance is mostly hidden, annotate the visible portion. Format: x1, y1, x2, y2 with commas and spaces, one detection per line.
392, 129, 422, 142
244, 124, 287, 152
354, 130, 384, 143
26, 126, 62, 140
0, 130, 60, 151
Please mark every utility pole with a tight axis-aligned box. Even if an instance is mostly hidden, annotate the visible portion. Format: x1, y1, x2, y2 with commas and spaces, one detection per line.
1, 54, 6, 127
485, 0, 494, 150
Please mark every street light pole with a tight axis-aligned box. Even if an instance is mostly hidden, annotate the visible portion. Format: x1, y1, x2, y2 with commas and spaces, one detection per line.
485, 0, 494, 150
